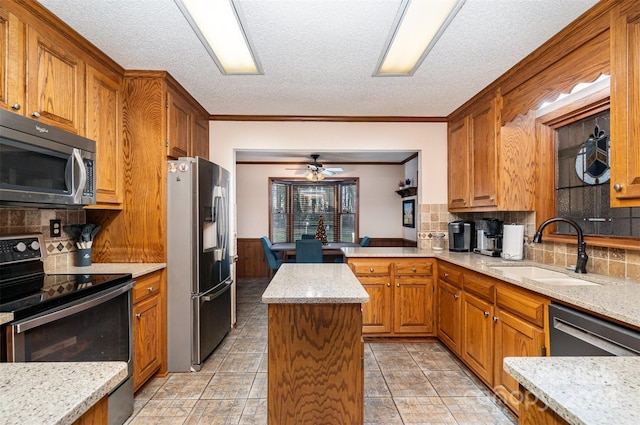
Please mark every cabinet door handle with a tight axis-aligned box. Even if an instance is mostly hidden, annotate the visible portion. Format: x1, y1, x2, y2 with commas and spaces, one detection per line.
444, 273, 449, 277
614, 184, 623, 192
493, 316, 498, 322
370, 267, 374, 272
463, 199, 467, 205
453, 294, 459, 300
412, 268, 416, 272
396, 283, 400, 287
484, 311, 489, 317
386, 282, 391, 287
11, 103, 21, 110
489, 196, 495, 202
136, 313, 141, 319
31, 111, 41, 118
148, 286, 154, 292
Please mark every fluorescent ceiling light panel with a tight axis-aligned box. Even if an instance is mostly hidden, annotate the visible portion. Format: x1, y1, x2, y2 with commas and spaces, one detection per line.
175, 0, 262, 75
375, 0, 465, 76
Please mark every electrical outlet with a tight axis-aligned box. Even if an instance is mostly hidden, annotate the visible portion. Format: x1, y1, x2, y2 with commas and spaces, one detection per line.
50, 219, 62, 237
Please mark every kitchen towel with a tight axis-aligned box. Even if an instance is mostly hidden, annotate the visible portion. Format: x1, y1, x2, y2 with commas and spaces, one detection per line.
501, 224, 524, 260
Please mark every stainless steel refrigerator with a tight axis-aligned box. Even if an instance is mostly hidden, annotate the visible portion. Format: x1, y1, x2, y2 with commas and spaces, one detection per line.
167, 157, 232, 372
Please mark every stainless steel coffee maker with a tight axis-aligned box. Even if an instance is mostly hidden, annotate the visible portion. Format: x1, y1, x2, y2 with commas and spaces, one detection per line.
448, 220, 475, 252
474, 218, 503, 257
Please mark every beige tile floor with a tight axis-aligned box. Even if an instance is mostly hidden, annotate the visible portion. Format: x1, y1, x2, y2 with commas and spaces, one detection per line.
126, 278, 517, 424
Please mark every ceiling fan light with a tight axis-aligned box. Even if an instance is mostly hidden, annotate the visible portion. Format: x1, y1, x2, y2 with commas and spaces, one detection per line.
306, 171, 324, 181
374, 0, 465, 76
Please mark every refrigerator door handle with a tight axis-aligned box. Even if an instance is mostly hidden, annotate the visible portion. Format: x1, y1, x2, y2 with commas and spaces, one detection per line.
202, 278, 233, 302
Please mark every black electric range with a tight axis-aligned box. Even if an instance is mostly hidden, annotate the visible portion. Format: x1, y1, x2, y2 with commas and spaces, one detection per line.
0, 233, 132, 322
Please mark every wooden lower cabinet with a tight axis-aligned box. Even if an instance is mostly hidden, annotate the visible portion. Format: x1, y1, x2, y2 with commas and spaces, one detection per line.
493, 284, 547, 413
461, 291, 494, 385
348, 258, 435, 337
435, 260, 549, 416
437, 279, 462, 354
359, 273, 393, 334
71, 395, 108, 425
133, 270, 164, 391
518, 387, 569, 425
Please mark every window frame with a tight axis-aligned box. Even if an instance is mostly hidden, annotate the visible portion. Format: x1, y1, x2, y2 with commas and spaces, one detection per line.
536, 90, 640, 249
268, 177, 360, 243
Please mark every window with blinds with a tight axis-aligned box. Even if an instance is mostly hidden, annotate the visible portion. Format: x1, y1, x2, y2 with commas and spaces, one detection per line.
270, 179, 358, 243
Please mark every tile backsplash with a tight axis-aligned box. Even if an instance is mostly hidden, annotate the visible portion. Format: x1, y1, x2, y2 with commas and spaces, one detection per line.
0, 207, 86, 270
418, 203, 640, 281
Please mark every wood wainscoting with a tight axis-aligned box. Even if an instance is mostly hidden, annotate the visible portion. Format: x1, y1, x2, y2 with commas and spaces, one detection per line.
236, 237, 417, 279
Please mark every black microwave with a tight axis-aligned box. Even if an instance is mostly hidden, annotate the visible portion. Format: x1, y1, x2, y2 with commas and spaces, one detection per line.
0, 109, 96, 208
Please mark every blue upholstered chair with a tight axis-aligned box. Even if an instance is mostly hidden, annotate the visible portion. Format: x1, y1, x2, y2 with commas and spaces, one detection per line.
295, 239, 323, 263
261, 236, 283, 280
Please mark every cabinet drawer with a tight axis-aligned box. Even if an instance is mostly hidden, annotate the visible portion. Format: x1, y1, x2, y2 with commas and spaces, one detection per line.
438, 262, 462, 288
395, 260, 433, 276
350, 260, 391, 275
496, 284, 546, 327
133, 271, 162, 303
355, 275, 390, 286
463, 272, 494, 302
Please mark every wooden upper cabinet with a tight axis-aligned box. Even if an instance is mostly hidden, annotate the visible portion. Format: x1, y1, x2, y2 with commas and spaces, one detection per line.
166, 87, 192, 158
194, 116, 210, 159
448, 93, 535, 212
0, 8, 24, 113
470, 99, 498, 208
610, 0, 640, 207
26, 25, 84, 134
447, 115, 470, 209
85, 65, 123, 208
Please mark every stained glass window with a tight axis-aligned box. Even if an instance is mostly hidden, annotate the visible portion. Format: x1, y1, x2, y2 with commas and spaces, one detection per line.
556, 109, 640, 236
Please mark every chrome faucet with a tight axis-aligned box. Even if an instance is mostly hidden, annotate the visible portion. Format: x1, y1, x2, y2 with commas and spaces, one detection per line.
532, 217, 588, 274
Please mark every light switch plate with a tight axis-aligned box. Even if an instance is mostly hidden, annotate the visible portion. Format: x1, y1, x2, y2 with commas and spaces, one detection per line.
50, 219, 61, 237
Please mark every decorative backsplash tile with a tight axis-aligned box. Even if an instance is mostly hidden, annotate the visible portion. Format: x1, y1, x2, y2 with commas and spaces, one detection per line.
416, 203, 639, 281
0, 207, 86, 270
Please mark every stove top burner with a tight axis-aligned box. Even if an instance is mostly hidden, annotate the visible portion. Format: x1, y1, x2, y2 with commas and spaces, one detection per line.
0, 233, 133, 322
0, 272, 133, 321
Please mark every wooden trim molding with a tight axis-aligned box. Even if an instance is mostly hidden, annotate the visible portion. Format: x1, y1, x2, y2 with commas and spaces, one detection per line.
209, 115, 447, 122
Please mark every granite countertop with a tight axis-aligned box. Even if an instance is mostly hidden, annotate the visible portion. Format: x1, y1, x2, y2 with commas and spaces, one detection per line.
342, 247, 640, 329
49, 262, 166, 278
504, 357, 640, 425
0, 361, 128, 425
0, 312, 12, 326
262, 263, 369, 304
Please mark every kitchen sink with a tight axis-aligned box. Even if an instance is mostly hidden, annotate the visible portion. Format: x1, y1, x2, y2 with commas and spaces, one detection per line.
490, 266, 600, 286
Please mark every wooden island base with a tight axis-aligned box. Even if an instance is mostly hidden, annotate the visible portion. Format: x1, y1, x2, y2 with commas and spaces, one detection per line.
267, 303, 364, 424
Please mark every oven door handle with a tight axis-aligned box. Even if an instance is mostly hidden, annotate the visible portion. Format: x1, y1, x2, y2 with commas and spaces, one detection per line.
13, 281, 134, 334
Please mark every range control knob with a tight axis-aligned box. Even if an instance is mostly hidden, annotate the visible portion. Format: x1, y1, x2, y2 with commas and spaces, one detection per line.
29, 240, 40, 251
14, 242, 27, 253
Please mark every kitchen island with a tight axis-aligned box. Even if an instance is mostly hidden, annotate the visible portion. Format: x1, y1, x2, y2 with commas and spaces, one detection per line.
504, 356, 640, 425
262, 263, 369, 424
0, 361, 128, 425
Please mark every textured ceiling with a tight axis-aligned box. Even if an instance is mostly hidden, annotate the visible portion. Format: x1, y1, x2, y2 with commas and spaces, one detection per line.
38, 0, 600, 118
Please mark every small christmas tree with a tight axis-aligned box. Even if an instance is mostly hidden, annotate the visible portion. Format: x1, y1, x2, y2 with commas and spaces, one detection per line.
315, 215, 328, 245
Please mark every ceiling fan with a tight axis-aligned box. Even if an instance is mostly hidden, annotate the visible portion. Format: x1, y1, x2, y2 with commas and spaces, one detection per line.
287, 154, 344, 181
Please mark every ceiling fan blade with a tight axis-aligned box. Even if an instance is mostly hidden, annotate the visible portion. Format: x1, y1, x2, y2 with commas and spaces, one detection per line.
321, 170, 335, 176
324, 167, 344, 172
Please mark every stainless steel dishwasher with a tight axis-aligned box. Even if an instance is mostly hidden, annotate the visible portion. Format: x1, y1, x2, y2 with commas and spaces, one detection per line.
549, 303, 640, 356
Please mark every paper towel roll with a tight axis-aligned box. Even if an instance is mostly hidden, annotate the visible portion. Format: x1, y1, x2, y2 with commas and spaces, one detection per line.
501, 224, 524, 260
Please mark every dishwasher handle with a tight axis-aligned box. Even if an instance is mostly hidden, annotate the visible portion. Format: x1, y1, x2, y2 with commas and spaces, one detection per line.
553, 318, 640, 356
